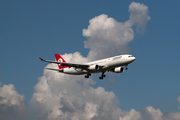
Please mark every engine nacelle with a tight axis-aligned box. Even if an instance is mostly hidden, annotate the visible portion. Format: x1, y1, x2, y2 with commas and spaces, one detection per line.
113, 67, 124, 73
88, 65, 99, 71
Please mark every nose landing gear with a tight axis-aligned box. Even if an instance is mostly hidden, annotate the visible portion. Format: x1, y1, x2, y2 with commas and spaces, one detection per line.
125, 65, 128, 70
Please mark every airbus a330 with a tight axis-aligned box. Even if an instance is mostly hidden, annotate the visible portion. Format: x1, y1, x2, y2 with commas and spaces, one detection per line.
39, 53, 135, 79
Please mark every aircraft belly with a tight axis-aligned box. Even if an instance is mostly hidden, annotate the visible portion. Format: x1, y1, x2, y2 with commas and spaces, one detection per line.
63, 68, 87, 75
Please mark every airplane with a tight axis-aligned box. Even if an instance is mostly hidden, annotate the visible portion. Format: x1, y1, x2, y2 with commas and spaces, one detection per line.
39, 53, 135, 79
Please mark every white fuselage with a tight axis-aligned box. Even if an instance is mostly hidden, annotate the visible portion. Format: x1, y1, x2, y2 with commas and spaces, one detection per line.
61, 54, 135, 75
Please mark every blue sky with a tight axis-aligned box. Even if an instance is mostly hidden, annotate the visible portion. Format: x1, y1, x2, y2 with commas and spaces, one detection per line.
0, 0, 180, 120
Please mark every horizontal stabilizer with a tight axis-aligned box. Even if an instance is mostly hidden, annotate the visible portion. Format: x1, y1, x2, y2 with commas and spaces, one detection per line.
45, 68, 63, 72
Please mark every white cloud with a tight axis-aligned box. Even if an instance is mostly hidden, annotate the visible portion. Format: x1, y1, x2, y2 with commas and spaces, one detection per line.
119, 106, 180, 120
141, 106, 163, 120
83, 2, 150, 60
84, 102, 98, 120
0, 83, 27, 118
129, 2, 151, 32
119, 109, 141, 120
83, 14, 134, 60
31, 71, 180, 120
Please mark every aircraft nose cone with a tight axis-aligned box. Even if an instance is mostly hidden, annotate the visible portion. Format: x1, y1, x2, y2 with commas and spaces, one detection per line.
130, 57, 135, 62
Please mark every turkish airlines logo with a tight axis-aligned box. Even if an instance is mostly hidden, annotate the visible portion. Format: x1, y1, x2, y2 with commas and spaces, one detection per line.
58, 58, 63, 63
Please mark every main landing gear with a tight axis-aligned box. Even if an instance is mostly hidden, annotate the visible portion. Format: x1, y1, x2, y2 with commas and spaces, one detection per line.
125, 65, 128, 70
85, 72, 106, 80
85, 73, 91, 78
99, 72, 106, 80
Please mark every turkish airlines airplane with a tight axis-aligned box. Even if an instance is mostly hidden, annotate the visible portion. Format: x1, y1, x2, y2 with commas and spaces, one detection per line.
39, 53, 135, 79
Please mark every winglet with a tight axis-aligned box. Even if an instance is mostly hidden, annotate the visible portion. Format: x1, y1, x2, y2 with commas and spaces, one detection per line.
39, 57, 44, 61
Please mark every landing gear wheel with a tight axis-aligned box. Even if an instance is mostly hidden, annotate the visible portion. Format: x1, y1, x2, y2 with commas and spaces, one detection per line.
125, 65, 128, 70
85, 72, 91, 78
85, 75, 89, 78
99, 72, 106, 79
88, 73, 91, 76
99, 77, 103, 79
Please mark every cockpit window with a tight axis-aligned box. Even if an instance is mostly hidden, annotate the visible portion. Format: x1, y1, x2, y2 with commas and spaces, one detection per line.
128, 55, 133, 57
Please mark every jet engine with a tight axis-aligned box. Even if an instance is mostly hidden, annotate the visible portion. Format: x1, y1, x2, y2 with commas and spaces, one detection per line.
113, 67, 124, 73
88, 65, 99, 71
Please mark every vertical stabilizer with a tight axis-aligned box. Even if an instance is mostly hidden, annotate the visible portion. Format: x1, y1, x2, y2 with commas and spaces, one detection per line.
54, 53, 68, 69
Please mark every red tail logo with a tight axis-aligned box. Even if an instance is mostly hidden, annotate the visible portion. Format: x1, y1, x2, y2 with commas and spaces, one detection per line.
55, 53, 68, 69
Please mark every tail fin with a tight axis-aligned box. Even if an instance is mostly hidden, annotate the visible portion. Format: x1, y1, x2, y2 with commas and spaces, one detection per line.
55, 53, 68, 69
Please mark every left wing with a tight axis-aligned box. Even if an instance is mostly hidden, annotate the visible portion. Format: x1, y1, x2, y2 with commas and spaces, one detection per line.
39, 57, 89, 69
